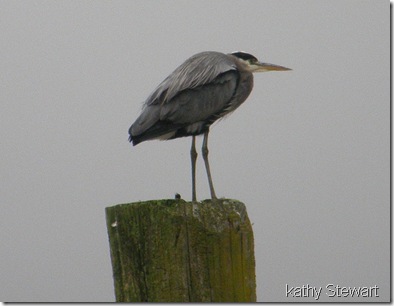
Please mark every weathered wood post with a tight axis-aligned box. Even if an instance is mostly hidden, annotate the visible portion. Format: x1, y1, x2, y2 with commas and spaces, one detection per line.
105, 198, 256, 302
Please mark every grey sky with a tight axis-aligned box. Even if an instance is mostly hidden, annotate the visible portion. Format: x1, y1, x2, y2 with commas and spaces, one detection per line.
0, 0, 389, 302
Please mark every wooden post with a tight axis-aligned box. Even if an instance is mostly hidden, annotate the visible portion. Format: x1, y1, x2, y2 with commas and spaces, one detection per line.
105, 199, 256, 302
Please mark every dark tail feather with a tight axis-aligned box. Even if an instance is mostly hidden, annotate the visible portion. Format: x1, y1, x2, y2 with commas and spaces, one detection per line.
128, 121, 183, 146
128, 127, 143, 146
128, 134, 143, 146
128, 125, 142, 146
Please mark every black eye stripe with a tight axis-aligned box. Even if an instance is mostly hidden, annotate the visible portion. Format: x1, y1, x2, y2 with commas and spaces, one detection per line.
231, 52, 258, 62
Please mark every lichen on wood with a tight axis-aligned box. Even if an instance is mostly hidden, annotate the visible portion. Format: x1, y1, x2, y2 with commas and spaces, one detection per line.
105, 199, 256, 302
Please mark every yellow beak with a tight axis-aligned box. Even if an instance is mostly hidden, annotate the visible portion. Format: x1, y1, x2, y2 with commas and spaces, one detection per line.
254, 62, 292, 72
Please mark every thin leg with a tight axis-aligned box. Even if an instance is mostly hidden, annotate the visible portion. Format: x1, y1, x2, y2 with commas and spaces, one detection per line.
190, 136, 197, 202
202, 131, 217, 200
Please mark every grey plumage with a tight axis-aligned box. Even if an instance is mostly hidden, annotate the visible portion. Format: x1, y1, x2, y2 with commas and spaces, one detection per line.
129, 51, 252, 144
128, 51, 290, 201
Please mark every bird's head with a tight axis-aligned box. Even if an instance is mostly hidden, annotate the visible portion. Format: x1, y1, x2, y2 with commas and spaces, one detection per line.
231, 51, 291, 73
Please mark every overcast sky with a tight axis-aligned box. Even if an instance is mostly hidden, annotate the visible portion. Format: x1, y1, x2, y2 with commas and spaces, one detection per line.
0, 0, 389, 302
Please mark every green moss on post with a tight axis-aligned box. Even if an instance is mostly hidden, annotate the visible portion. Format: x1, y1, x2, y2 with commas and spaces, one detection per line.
105, 199, 256, 302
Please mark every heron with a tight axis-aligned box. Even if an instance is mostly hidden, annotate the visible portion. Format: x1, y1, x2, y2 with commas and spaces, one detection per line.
129, 51, 290, 201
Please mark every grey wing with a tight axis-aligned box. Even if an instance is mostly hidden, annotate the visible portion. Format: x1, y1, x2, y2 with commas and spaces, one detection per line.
146, 51, 237, 106
129, 52, 238, 144
129, 70, 239, 144
160, 70, 239, 125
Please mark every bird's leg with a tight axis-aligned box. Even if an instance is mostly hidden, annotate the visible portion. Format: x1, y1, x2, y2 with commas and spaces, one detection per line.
202, 131, 217, 200
190, 136, 197, 202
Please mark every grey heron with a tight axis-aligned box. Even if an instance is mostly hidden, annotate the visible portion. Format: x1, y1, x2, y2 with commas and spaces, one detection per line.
129, 51, 290, 201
